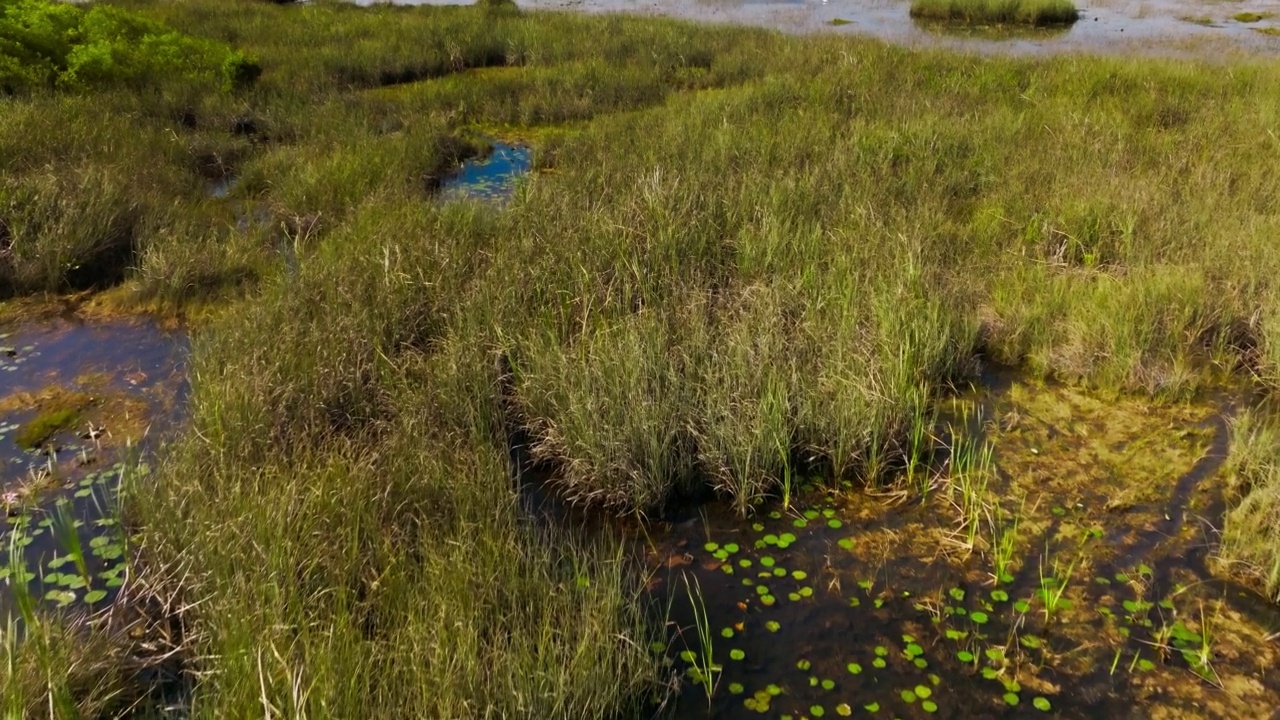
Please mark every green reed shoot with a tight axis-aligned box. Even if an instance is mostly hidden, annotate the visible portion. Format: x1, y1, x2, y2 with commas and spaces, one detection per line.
1187, 603, 1220, 686
681, 572, 720, 706
6, 533, 35, 627
989, 500, 1022, 585
50, 500, 90, 589
776, 437, 793, 512
947, 406, 994, 552
905, 383, 937, 498
1037, 545, 1078, 623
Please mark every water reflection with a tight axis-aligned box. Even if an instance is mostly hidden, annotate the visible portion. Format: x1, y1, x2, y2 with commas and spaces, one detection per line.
440, 142, 532, 202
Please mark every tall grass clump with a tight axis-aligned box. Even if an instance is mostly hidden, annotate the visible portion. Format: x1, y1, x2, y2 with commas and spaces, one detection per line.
909, 0, 1079, 25
1220, 409, 1280, 602
1, 531, 159, 718
693, 288, 796, 514
516, 306, 704, 512
1, 614, 135, 718
129, 199, 657, 716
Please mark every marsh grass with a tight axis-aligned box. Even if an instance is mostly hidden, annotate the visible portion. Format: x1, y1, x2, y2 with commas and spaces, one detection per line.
116, 208, 658, 716
1221, 409, 1280, 602
952, 434, 995, 552
909, 0, 1080, 25
1, 612, 129, 718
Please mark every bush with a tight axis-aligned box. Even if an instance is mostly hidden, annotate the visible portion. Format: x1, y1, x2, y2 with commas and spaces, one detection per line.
220, 51, 261, 92
0, 0, 259, 92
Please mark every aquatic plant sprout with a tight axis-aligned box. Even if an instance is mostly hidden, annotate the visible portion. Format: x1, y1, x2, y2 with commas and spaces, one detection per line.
680, 572, 720, 705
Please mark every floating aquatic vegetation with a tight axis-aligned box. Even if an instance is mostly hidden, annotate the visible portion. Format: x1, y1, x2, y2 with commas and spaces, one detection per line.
648, 378, 1280, 719
438, 142, 532, 203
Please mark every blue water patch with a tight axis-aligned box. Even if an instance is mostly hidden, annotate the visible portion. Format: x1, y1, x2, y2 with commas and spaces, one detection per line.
440, 142, 532, 202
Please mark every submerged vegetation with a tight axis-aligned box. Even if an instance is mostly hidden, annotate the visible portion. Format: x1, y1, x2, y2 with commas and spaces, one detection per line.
13, 406, 78, 450
0, 0, 1279, 716
909, 0, 1079, 26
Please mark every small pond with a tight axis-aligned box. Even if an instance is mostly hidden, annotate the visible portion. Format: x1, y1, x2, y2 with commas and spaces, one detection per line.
0, 315, 187, 618
440, 141, 533, 202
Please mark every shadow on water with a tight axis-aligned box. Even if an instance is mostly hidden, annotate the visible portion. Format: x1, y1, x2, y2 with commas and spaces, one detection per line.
0, 315, 187, 619
613, 368, 1280, 719
911, 18, 1073, 40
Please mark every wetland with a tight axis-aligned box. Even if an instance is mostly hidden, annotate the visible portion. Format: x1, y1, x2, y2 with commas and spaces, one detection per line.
3, 0, 1280, 718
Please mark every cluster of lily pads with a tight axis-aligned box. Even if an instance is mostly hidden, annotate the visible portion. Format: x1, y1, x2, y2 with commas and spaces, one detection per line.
650, 475, 1192, 718
650, 390, 1249, 720
657, 494, 983, 718
0, 337, 39, 373
919, 540, 1227, 714
1093, 568, 1220, 684
1, 464, 132, 610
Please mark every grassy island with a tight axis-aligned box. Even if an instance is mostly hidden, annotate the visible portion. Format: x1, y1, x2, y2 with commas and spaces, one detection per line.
909, 0, 1080, 26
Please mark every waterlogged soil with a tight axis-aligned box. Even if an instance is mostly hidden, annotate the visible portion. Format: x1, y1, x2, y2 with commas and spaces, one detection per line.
0, 315, 187, 617
643, 377, 1280, 719
439, 141, 533, 202
368, 0, 1280, 57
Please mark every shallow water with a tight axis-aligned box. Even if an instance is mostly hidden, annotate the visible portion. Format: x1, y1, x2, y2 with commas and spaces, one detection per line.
440, 142, 533, 202
209, 175, 238, 199
0, 316, 187, 617
638, 375, 1280, 719
363, 0, 1280, 57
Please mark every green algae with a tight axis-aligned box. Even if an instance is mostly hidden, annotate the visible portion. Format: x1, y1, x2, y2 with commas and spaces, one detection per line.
15, 407, 80, 449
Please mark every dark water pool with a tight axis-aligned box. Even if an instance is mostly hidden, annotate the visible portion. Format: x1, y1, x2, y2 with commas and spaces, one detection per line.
0, 316, 187, 617
640, 377, 1280, 719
